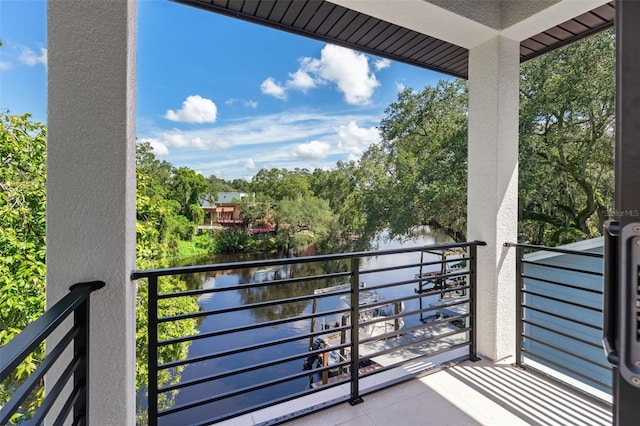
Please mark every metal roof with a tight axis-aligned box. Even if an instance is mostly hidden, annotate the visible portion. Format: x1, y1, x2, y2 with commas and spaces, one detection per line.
175, 0, 614, 79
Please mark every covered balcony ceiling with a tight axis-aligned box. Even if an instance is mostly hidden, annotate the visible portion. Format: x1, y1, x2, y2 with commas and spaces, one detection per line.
174, 0, 614, 79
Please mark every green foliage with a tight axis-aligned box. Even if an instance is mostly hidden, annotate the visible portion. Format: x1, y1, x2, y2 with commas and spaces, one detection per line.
134, 267, 199, 416
519, 30, 614, 245
135, 143, 202, 418
0, 112, 47, 419
215, 228, 255, 252
359, 80, 469, 242
250, 168, 313, 202
309, 161, 366, 237
168, 167, 208, 223
273, 196, 338, 254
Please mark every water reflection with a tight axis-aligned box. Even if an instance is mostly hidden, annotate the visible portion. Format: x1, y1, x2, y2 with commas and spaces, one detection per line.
160, 227, 454, 425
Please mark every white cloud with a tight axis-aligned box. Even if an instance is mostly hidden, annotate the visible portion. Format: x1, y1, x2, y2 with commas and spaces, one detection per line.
287, 69, 317, 93
301, 44, 379, 105
374, 58, 391, 71
19, 47, 47, 67
164, 95, 218, 123
396, 81, 406, 91
160, 128, 230, 150
244, 100, 258, 108
140, 138, 169, 156
260, 77, 287, 100
0, 61, 12, 71
336, 121, 380, 159
138, 110, 383, 180
261, 44, 382, 105
292, 140, 331, 160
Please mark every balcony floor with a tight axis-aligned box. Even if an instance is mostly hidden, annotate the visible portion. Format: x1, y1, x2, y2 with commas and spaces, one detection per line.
222, 357, 612, 426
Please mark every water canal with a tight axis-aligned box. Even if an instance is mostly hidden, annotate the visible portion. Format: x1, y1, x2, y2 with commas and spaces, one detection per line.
159, 227, 457, 425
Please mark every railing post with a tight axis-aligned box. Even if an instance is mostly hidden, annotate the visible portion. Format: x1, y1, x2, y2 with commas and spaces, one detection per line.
148, 277, 159, 426
514, 246, 524, 367
349, 258, 364, 405
70, 281, 103, 426
468, 243, 481, 362
73, 291, 90, 425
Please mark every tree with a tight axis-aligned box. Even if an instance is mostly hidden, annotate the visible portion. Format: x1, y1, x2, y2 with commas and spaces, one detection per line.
519, 30, 614, 245
359, 80, 469, 241
0, 112, 47, 421
356, 30, 614, 247
272, 196, 338, 254
168, 167, 207, 227
250, 168, 312, 202
309, 161, 366, 237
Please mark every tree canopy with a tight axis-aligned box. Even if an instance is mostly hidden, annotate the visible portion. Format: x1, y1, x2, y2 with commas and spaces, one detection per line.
519, 30, 614, 244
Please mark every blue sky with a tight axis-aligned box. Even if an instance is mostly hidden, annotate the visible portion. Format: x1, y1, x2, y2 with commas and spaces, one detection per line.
1, 0, 451, 181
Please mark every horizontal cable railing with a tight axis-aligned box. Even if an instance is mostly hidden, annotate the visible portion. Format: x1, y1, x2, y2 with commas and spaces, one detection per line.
0, 281, 105, 426
505, 242, 612, 400
132, 241, 485, 426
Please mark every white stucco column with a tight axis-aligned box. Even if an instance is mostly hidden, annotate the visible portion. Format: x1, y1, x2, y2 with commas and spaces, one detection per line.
47, 1, 136, 424
467, 35, 519, 361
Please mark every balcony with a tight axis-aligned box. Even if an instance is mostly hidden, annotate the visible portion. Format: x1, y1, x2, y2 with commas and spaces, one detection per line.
1, 240, 613, 425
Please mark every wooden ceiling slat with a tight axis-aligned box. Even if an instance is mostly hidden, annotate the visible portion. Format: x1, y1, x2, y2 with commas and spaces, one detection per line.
304, 2, 336, 33
575, 12, 607, 28
367, 24, 404, 51
345, 16, 380, 44
175, 0, 615, 80
315, 7, 349, 36
240, 0, 259, 15
530, 33, 558, 47
357, 21, 392, 46
333, 13, 370, 41
267, 0, 292, 22
280, 0, 307, 26
544, 26, 574, 41
325, 8, 360, 38
394, 34, 434, 57
386, 31, 424, 56
558, 20, 589, 35
423, 43, 463, 64
431, 48, 467, 69
255, 0, 277, 20
375, 27, 411, 51
292, 0, 322, 29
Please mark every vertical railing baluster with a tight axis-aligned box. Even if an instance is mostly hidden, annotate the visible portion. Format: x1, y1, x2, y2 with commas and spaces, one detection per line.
148, 276, 159, 426
73, 288, 90, 425
515, 246, 524, 367
349, 257, 363, 405
468, 243, 480, 361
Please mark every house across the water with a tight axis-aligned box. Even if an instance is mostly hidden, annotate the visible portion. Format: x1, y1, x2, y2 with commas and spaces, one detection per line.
199, 192, 248, 228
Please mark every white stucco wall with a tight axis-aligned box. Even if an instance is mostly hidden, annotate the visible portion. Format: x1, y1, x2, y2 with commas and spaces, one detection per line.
47, 1, 137, 424
467, 35, 519, 361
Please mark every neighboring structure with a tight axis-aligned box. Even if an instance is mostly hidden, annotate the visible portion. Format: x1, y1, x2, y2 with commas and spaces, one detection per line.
216, 192, 249, 203
199, 193, 247, 228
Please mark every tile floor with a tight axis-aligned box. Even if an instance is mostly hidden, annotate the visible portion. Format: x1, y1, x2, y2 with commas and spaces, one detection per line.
223, 357, 612, 426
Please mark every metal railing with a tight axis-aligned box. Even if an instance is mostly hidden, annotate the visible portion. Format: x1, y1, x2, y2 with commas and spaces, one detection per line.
132, 241, 485, 426
0, 281, 105, 425
506, 242, 612, 398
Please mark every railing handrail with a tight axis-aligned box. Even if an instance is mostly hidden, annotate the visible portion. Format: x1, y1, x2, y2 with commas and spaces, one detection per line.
0, 280, 104, 425
139, 240, 485, 425
0, 281, 104, 382
132, 240, 487, 279
504, 242, 603, 258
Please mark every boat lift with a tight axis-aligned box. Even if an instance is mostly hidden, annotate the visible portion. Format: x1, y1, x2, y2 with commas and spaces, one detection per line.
415, 248, 467, 322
